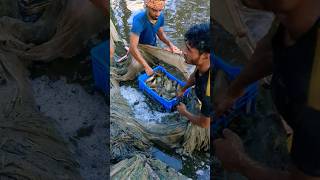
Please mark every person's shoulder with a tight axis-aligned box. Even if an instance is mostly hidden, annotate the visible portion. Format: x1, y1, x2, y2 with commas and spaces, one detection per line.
159, 12, 165, 21
133, 10, 147, 21
160, 12, 165, 18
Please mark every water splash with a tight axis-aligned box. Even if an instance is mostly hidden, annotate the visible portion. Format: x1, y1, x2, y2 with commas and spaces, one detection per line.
120, 86, 173, 124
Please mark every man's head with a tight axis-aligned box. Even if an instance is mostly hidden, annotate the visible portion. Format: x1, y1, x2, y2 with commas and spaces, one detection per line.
183, 23, 210, 66
145, 0, 166, 20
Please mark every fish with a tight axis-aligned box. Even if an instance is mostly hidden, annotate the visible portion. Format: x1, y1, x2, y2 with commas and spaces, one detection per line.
146, 75, 156, 83
145, 70, 180, 100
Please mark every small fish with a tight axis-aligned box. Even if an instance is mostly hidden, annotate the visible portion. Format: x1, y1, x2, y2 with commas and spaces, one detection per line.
156, 77, 162, 84
150, 80, 157, 88
145, 70, 180, 100
165, 80, 172, 91
146, 75, 155, 83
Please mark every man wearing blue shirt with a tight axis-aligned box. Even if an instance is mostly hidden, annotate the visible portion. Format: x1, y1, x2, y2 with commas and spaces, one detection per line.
130, 0, 179, 76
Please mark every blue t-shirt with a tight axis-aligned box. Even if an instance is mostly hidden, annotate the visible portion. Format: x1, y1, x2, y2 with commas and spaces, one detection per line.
131, 10, 164, 46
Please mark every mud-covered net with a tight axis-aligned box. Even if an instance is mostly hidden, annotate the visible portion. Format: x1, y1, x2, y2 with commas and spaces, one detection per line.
212, 0, 274, 58
110, 59, 219, 178
0, 55, 82, 179
110, 19, 121, 48
0, 0, 106, 179
111, 154, 189, 180
111, 43, 210, 153
112, 44, 190, 81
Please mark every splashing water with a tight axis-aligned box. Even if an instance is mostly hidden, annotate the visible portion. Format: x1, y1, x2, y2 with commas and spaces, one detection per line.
120, 86, 174, 124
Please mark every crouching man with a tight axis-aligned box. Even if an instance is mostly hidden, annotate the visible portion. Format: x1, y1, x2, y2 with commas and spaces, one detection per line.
176, 23, 213, 128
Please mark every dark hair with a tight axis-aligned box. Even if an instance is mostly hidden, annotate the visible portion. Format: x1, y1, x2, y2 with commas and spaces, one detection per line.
184, 23, 211, 54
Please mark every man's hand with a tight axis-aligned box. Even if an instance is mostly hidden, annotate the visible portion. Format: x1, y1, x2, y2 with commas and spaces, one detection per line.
164, 44, 182, 54
145, 65, 154, 76
213, 129, 248, 172
177, 102, 187, 116
169, 43, 182, 54
130, 33, 153, 76
157, 27, 182, 54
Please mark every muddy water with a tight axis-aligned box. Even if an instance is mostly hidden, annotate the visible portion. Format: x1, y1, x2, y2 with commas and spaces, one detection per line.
111, 0, 210, 179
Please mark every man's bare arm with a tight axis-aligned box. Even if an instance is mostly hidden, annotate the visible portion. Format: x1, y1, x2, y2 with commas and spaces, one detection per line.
227, 33, 273, 98
183, 112, 210, 128
129, 33, 153, 75
157, 27, 173, 47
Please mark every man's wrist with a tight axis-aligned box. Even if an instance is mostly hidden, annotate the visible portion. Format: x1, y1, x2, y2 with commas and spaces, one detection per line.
182, 111, 189, 117
181, 86, 187, 92
142, 62, 150, 69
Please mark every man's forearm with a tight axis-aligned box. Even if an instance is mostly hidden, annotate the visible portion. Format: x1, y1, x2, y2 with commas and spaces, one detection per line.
182, 78, 195, 91
130, 46, 149, 68
228, 36, 273, 98
160, 36, 172, 47
229, 52, 273, 96
182, 71, 196, 91
182, 111, 209, 128
157, 31, 172, 47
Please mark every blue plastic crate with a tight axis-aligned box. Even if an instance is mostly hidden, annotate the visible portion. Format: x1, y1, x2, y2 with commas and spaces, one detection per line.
211, 55, 258, 138
90, 41, 109, 95
138, 66, 191, 111
213, 56, 258, 114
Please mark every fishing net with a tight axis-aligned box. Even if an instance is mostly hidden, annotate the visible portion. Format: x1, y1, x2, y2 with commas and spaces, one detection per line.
112, 44, 190, 81
109, 6, 244, 178
0, 0, 106, 179
212, 0, 274, 58
0, 54, 82, 179
110, 19, 121, 48
111, 154, 189, 180
110, 43, 211, 155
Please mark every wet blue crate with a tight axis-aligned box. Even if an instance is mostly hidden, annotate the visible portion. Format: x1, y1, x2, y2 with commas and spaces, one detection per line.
211, 55, 258, 138
213, 55, 258, 113
90, 41, 109, 95
138, 66, 191, 111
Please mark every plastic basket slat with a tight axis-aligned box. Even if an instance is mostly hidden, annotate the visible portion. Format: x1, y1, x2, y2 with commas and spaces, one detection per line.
138, 66, 191, 111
